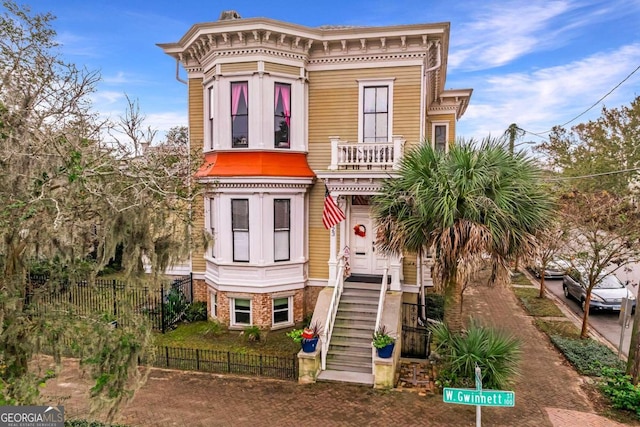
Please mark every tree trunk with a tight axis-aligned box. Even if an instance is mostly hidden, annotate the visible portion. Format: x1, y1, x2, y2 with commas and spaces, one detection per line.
627, 308, 640, 384
580, 292, 591, 339
538, 274, 546, 298
443, 268, 463, 332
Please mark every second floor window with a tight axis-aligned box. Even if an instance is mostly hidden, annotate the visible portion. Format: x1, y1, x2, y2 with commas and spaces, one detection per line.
231, 82, 248, 147
208, 86, 214, 149
363, 86, 388, 142
231, 199, 249, 262
274, 83, 291, 148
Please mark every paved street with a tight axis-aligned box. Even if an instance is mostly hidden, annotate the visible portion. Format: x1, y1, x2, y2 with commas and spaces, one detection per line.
41, 273, 636, 427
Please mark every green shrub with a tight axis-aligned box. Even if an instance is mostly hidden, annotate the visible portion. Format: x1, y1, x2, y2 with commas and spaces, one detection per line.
243, 325, 261, 342
430, 319, 521, 390
425, 293, 444, 321
549, 335, 624, 376
599, 367, 640, 418
164, 287, 187, 321
184, 301, 208, 322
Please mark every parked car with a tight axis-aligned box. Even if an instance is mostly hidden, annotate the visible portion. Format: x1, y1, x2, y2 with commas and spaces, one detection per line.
530, 258, 571, 279
562, 269, 636, 313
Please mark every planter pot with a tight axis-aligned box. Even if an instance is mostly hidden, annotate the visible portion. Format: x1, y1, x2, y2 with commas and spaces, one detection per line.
376, 342, 395, 359
301, 337, 319, 353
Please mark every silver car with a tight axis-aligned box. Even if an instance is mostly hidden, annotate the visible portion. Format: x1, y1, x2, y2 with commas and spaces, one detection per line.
562, 269, 636, 313
531, 258, 571, 279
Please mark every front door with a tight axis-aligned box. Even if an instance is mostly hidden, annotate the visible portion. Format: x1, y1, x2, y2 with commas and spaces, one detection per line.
349, 207, 387, 276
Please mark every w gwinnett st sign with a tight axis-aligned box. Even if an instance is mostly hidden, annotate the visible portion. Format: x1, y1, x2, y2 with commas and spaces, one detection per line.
443, 388, 515, 407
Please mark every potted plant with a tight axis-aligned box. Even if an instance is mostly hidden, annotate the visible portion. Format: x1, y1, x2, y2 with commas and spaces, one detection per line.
372, 325, 396, 358
287, 321, 323, 353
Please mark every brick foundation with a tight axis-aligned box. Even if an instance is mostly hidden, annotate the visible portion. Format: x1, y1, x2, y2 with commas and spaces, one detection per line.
204, 286, 308, 330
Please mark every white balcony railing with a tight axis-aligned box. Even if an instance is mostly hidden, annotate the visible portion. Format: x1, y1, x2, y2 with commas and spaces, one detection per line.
328, 136, 406, 171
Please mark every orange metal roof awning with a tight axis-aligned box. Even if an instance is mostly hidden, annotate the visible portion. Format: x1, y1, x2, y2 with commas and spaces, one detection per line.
195, 151, 315, 178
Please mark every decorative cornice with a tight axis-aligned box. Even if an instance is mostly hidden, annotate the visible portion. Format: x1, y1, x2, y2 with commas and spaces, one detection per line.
212, 47, 308, 62
318, 174, 399, 195
308, 52, 426, 65
201, 181, 312, 190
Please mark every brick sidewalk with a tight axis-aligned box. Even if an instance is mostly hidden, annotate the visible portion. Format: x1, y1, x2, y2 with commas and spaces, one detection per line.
41, 279, 638, 426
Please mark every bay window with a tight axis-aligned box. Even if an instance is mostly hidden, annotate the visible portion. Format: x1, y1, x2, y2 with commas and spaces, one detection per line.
208, 86, 214, 149
231, 81, 248, 147
274, 82, 291, 148
274, 199, 290, 262
231, 199, 249, 262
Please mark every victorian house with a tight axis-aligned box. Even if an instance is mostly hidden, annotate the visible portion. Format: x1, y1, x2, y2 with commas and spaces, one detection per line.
158, 11, 471, 385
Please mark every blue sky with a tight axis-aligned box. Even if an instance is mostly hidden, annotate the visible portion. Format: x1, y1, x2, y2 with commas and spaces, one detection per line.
23, 0, 640, 145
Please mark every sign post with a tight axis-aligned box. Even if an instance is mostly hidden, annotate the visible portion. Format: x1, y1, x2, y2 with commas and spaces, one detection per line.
442, 365, 515, 426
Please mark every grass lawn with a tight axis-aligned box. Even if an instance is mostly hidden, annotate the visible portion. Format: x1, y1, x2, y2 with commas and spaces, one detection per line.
534, 319, 582, 339
511, 271, 535, 286
513, 286, 565, 317
153, 321, 301, 357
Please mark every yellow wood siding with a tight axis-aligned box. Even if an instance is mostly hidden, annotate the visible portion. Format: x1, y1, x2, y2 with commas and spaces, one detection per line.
402, 254, 417, 285
307, 66, 422, 171
220, 62, 258, 73
264, 62, 299, 76
308, 183, 330, 278
189, 78, 206, 273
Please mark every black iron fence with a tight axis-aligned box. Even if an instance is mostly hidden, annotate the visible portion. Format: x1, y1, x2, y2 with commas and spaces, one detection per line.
401, 302, 431, 359
147, 346, 298, 381
27, 274, 193, 333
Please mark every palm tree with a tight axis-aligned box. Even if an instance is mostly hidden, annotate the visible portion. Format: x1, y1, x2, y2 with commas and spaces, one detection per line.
372, 137, 554, 331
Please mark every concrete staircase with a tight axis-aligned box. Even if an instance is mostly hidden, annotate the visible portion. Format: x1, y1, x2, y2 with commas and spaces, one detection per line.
318, 280, 380, 385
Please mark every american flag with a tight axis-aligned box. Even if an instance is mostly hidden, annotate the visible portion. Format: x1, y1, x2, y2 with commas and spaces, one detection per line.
322, 187, 345, 229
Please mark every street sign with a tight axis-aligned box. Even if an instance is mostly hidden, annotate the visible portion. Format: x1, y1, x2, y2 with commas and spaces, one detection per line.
443, 388, 515, 407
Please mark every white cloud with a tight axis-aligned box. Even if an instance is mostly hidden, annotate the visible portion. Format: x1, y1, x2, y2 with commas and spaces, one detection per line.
145, 111, 188, 132
448, 0, 638, 71
456, 43, 640, 139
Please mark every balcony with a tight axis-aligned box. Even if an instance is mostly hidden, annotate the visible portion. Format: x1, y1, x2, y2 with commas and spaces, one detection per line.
328, 136, 406, 171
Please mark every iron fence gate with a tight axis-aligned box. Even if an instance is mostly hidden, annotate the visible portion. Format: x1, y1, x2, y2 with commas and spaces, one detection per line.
401, 302, 431, 358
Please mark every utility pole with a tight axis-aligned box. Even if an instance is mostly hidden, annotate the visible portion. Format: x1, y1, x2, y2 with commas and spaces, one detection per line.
504, 123, 523, 154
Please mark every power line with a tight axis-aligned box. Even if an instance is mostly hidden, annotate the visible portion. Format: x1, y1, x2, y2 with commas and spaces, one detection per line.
544, 166, 640, 181
521, 63, 640, 137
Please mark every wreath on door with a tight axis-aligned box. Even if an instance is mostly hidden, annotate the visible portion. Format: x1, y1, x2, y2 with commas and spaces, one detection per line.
353, 224, 366, 237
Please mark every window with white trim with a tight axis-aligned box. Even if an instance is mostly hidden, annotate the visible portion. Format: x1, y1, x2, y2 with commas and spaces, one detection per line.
232, 298, 251, 325
363, 86, 388, 142
358, 78, 394, 143
274, 82, 291, 148
209, 198, 216, 258
231, 199, 249, 262
433, 123, 448, 152
210, 291, 218, 318
231, 81, 248, 147
272, 296, 292, 325
208, 86, 214, 149
274, 199, 290, 262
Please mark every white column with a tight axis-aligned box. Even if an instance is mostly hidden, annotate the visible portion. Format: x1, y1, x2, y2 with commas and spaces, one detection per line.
327, 225, 338, 287
389, 253, 402, 291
